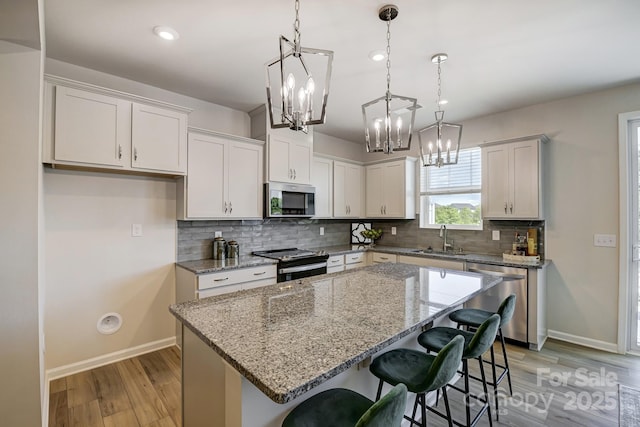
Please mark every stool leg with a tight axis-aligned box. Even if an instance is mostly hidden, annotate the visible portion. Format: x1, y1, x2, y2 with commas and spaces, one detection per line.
498, 329, 513, 395
463, 359, 471, 427
420, 393, 427, 427
442, 387, 453, 427
411, 394, 419, 426
478, 356, 493, 427
490, 343, 499, 420
375, 379, 384, 401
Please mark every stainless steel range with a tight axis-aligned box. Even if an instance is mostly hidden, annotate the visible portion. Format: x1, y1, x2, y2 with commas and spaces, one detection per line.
252, 248, 329, 282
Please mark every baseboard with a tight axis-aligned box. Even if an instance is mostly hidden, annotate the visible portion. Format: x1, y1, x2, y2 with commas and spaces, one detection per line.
46, 336, 177, 381
547, 329, 618, 353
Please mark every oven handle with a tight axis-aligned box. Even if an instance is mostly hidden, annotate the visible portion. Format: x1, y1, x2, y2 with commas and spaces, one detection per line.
279, 262, 327, 274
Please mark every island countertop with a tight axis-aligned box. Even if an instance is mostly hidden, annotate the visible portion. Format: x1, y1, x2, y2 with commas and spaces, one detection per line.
170, 262, 502, 404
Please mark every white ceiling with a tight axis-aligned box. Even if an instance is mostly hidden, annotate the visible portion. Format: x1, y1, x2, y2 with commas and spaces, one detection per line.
44, 0, 640, 143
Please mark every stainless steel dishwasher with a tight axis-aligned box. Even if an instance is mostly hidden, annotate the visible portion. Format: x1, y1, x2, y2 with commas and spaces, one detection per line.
465, 262, 528, 345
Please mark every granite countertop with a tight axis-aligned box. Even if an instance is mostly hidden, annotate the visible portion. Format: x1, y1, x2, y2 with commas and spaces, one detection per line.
170, 262, 503, 404
176, 255, 277, 274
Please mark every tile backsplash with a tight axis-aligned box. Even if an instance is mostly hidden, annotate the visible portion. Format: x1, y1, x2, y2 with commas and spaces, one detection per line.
177, 217, 544, 262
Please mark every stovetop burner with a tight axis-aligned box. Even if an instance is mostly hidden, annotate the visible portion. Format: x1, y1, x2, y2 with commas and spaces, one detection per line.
252, 248, 326, 261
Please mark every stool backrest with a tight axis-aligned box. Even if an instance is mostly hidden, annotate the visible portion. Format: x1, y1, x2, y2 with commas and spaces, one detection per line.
355, 383, 407, 427
464, 314, 500, 359
423, 334, 465, 392
497, 294, 517, 327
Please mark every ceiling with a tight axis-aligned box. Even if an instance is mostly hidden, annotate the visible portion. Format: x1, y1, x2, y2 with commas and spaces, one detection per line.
44, 0, 640, 143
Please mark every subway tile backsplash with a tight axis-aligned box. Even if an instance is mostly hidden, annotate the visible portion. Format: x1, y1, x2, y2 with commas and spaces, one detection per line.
177, 217, 544, 262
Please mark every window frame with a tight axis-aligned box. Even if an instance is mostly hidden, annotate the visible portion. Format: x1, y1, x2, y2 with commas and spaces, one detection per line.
419, 146, 483, 231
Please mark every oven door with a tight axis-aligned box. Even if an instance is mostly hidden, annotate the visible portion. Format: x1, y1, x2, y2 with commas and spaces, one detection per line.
278, 261, 327, 282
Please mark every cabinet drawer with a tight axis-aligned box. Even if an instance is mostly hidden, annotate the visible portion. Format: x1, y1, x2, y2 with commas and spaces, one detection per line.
327, 266, 345, 274
197, 284, 242, 298
328, 255, 345, 267
198, 265, 276, 290
372, 252, 397, 263
344, 262, 365, 270
345, 252, 365, 264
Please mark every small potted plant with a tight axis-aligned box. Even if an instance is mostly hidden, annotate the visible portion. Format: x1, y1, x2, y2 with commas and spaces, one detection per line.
360, 228, 383, 247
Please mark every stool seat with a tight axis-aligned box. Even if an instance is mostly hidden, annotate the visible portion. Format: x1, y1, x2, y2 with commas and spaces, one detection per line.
282, 384, 407, 427
449, 308, 496, 328
417, 327, 475, 358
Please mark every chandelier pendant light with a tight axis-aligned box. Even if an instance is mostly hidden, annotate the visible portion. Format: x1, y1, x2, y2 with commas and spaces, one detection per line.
265, 0, 334, 132
419, 53, 462, 167
363, 4, 420, 154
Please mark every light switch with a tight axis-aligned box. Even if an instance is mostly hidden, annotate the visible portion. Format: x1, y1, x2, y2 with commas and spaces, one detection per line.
131, 224, 143, 237
492, 230, 500, 240
594, 234, 616, 247
214, 231, 222, 237
391, 227, 397, 235
320, 227, 325, 236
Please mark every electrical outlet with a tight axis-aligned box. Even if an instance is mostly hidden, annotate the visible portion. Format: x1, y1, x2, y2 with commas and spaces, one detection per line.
492, 230, 500, 240
391, 227, 397, 235
320, 227, 324, 236
214, 231, 222, 238
131, 224, 143, 237
594, 234, 616, 247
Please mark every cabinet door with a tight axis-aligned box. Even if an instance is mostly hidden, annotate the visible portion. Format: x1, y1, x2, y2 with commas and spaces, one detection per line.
268, 136, 291, 182
54, 86, 129, 167
131, 103, 187, 173
345, 164, 364, 217
312, 157, 333, 218
290, 141, 313, 184
186, 133, 227, 218
365, 165, 385, 217
333, 162, 348, 217
228, 142, 263, 218
511, 140, 539, 218
382, 162, 405, 218
482, 145, 510, 218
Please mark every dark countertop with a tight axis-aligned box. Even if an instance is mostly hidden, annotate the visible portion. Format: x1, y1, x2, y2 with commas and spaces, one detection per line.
176, 255, 277, 274
170, 262, 503, 404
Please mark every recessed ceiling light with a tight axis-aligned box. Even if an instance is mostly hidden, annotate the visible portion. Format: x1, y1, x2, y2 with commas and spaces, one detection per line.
368, 50, 386, 62
153, 26, 179, 41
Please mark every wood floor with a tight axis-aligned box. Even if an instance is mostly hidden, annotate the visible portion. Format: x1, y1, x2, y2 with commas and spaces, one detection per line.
48, 346, 181, 427
48, 340, 640, 427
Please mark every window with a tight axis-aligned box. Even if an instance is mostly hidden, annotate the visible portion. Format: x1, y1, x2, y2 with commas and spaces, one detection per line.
419, 147, 482, 229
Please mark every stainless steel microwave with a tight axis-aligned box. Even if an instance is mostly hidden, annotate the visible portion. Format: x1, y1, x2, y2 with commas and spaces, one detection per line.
264, 183, 316, 218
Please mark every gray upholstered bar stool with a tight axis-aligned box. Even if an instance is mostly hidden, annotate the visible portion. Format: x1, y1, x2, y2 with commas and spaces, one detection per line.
417, 314, 500, 427
281, 383, 407, 427
449, 294, 516, 419
369, 335, 465, 427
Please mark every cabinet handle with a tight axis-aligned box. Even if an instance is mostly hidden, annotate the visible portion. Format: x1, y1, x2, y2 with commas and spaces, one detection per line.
229, 202, 232, 214
380, 256, 389, 260
293, 169, 297, 179
384, 205, 387, 215
350, 256, 359, 261
224, 202, 228, 214
331, 259, 341, 263
133, 147, 138, 161
288, 169, 292, 179
118, 145, 122, 159
214, 277, 229, 282
380, 205, 383, 214
253, 271, 266, 276
510, 203, 513, 213
347, 205, 350, 214
504, 202, 507, 214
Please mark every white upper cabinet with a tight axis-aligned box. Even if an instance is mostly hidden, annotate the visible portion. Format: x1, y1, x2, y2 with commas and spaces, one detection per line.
178, 130, 264, 220
53, 86, 130, 168
249, 104, 313, 185
131, 103, 187, 173
312, 156, 333, 218
481, 136, 546, 219
43, 77, 190, 176
334, 161, 364, 218
365, 157, 416, 219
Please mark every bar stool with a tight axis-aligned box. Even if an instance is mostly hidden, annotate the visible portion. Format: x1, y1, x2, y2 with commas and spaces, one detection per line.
449, 294, 516, 419
417, 314, 500, 427
281, 383, 407, 427
369, 335, 465, 427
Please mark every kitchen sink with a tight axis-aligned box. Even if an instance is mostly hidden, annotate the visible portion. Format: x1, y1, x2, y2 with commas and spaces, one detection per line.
410, 249, 466, 256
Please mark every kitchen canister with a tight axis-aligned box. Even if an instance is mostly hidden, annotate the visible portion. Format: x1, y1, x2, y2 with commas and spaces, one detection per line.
227, 240, 240, 259
213, 236, 227, 260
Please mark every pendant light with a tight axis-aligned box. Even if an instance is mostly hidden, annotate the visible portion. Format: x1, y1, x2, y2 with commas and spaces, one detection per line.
419, 53, 462, 167
265, 0, 334, 132
363, 4, 419, 154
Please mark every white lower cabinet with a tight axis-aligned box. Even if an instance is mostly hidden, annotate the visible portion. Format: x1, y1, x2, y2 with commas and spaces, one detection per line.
177, 129, 264, 220
344, 252, 365, 270
396, 255, 464, 270
175, 264, 277, 344
370, 252, 397, 264
327, 254, 345, 273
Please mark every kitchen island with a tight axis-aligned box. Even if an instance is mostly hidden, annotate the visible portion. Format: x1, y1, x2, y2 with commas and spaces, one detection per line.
170, 262, 503, 427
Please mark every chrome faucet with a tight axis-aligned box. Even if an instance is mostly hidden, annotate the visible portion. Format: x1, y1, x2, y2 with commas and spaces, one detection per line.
440, 225, 453, 252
